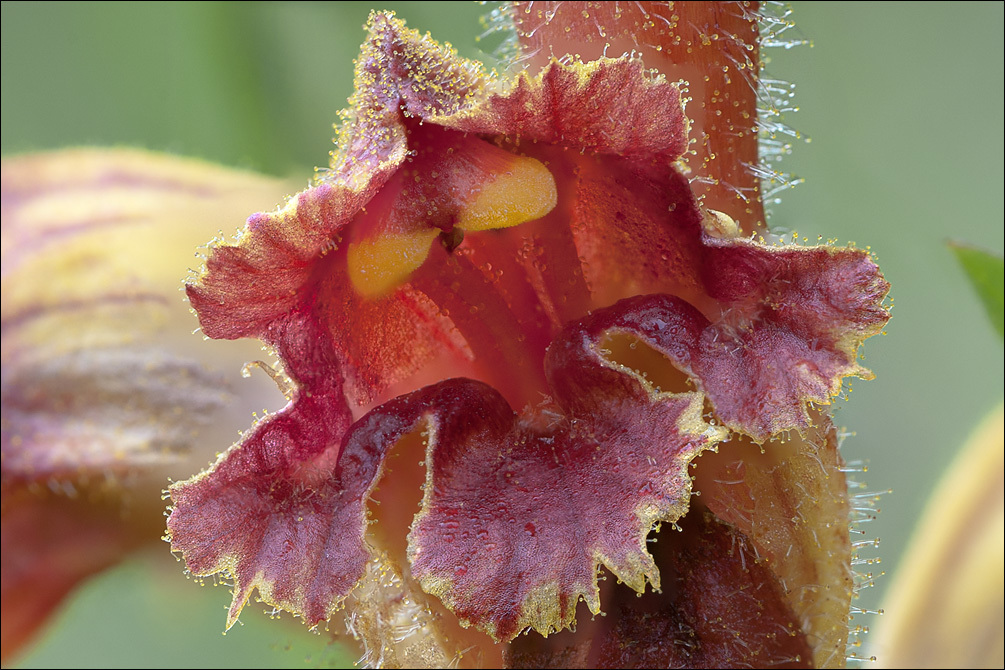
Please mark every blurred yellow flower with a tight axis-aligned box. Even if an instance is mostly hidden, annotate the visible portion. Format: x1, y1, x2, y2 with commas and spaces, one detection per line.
0, 148, 292, 662
871, 403, 1004, 669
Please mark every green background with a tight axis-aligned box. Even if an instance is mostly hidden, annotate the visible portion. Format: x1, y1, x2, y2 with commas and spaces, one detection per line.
3, 1, 1002, 667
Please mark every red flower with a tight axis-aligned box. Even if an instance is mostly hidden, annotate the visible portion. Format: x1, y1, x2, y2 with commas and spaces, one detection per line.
166, 4, 889, 667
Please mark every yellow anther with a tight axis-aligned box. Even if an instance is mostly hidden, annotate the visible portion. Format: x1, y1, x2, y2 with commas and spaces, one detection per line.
347, 229, 439, 298
456, 155, 557, 232
347, 154, 557, 298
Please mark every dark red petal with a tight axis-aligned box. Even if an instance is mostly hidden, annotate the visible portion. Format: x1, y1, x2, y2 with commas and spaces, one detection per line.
533, 153, 889, 435
170, 302, 726, 638
355, 12, 484, 125
504, 510, 813, 669
567, 286, 887, 443
491, 118, 889, 444
436, 57, 687, 161
401, 307, 726, 641
186, 180, 374, 341
356, 12, 688, 161
167, 311, 357, 628
697, 239, 890, 440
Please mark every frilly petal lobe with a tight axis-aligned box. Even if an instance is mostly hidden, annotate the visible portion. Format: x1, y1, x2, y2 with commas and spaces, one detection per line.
170, 301, 726, 638
166, 312, 355, 628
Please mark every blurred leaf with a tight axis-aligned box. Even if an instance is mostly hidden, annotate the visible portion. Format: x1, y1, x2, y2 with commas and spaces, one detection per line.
949, 242, 1004, 339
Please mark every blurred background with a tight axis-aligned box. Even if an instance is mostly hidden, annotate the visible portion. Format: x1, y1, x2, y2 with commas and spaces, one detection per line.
3, 1, 1002, 667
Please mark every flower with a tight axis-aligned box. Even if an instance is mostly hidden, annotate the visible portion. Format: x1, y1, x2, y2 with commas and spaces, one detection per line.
870, 402, 1004, 669
160, 3, 889, 668
0, 149, 293, 661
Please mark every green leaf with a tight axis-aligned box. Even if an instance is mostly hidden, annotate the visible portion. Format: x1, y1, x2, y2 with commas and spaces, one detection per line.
949, 242, 1004, 339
